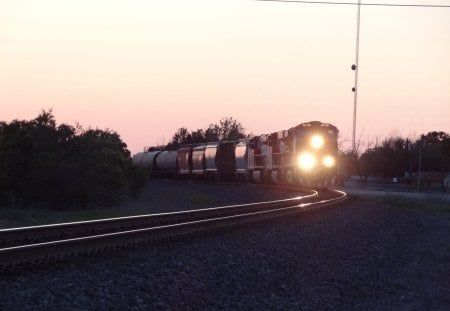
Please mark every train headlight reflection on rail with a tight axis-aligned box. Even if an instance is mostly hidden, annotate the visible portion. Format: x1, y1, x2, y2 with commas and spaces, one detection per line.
323, 155, 335, 168
311, 135, 324, 149
298, 153, 316, 171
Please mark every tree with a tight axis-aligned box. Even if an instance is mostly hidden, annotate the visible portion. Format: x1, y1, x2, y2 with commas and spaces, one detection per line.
68, 129, 134, 207
0, 110, 142, 209
442, 138, 450, 158
166, 127, 193, 150
341, 131, 450, 187
165, 117, 246, 149
418, 131, 449, 145
209, 117, 245, 141
414, 131, 450, 186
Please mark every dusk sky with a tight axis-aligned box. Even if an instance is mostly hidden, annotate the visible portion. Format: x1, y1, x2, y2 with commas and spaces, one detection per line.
1, 0, 449, 154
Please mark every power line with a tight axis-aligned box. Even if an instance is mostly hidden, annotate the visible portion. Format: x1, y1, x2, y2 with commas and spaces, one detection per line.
256, 0, 450, 8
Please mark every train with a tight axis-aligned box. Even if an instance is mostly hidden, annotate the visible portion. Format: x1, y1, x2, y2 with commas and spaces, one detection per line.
132, 121, 339, 188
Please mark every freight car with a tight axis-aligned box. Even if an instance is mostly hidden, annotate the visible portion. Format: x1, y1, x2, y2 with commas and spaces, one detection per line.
133, 121, 339, 188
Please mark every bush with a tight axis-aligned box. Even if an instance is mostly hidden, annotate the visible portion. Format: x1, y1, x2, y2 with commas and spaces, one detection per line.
0, 110, 144, 209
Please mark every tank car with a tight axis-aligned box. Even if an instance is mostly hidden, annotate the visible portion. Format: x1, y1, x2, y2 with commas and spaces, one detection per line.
132, 151, 161, 175
154, 150, 177, 178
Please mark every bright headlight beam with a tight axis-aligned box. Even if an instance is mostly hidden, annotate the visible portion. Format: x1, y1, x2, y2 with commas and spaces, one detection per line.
298, 153, 316, 170
311, 135, 324, 149
323, 155, 335, 167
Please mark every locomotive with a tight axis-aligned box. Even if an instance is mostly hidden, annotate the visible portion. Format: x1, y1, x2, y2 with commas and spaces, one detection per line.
132, 121, 339, 188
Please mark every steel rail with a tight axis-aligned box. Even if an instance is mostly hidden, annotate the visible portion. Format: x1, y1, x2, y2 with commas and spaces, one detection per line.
0, 191, 317, 247
0, 190, 346, 270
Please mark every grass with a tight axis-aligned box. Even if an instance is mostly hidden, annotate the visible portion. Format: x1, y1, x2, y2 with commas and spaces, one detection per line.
343, 185, 450, 212
0, 206, 139, 229
0, 185, 219, 229
354, 192, 450, 213
379, 195, 450, 212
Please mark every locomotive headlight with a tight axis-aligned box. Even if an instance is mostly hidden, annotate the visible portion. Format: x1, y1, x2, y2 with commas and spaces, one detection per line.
298, 153, 316, 171
322, 155, 335, 168
311, 135, 324, 149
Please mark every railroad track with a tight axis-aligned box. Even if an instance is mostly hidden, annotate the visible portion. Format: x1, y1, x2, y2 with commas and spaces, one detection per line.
0, 187, 346, 271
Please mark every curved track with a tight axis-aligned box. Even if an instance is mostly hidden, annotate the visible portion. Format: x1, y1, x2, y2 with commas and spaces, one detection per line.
0, 187, 346, 271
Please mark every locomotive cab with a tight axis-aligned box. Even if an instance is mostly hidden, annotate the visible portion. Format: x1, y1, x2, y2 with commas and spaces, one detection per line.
292, 121, 339, 187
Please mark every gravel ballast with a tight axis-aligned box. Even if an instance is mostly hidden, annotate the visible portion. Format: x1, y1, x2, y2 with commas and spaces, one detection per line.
0, 183, 449, 310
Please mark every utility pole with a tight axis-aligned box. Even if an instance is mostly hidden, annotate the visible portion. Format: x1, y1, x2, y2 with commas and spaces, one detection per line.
352, 0, 362, 154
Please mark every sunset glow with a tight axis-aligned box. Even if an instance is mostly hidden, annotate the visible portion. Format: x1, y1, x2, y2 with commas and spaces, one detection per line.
1, 0, 449, 153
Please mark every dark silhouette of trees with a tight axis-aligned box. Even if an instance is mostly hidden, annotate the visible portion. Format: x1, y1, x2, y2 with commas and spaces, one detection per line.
362, 138, 410, 179
341, 131, 450, 187
414, 132, 450, 185
418, 131, 449, 145
442, 138, 450, 158
204, 117, 246, 142
0, 110, 143, 209
339, 151, 364, 182
165, 117, 246, 150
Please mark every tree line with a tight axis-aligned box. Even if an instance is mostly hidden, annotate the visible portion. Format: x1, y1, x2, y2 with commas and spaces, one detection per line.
162, 117, 246, 150
0, 110, 145, 209
340, 131, 450, 185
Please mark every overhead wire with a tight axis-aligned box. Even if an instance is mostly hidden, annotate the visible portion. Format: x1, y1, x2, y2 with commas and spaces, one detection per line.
256, 0, 450, 8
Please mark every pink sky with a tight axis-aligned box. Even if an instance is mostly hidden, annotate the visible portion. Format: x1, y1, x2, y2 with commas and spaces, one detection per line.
1, 0, 449, 154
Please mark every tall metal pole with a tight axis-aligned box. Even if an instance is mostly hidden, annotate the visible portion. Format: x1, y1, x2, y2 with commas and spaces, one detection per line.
352, 0, 361, 154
